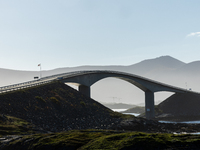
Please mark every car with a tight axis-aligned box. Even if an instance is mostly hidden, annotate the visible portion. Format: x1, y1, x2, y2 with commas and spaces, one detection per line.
34, 76, 39, 79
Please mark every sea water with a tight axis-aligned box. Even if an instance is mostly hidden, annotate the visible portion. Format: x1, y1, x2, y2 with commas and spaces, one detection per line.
159, 120, 200, 124
159, 120, 200, 135
113, 109, 200, 134
112, 109, 140, 116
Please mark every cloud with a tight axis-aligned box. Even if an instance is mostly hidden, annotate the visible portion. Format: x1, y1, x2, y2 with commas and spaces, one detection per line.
186, 32, 200, 37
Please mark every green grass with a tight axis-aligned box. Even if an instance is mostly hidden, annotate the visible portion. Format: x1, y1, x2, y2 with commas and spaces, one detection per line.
3, 130, 200, 149
0, 115, 36, 135
50, 97, 60, 105
35, 96, 46, 103
82, 131, 200, 149
5, 130, 108, 149
80, 101, 86, 106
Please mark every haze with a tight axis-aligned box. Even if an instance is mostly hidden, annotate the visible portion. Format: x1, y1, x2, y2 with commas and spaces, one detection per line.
1, 56, 200, 105
1, 1, 200, 105
0, 1, 200, 71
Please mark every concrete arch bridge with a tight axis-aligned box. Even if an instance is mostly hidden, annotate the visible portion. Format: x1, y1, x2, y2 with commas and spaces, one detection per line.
56, 70, 197, 119
0, 70, 198, 119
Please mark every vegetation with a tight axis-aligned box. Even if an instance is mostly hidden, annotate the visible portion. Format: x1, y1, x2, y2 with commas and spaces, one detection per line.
0, 115, 36, 135
80, 100, 86, 106
35, 96, 46, 103
1, 81, 200, 149
2, 129, 200, 149
0, 81, 135, 133
49, 97, 60, 105
109, 111, 134, 119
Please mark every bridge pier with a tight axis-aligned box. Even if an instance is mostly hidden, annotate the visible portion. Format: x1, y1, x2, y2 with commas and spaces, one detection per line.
145, 90, 155, 119
78, 85, 90, 98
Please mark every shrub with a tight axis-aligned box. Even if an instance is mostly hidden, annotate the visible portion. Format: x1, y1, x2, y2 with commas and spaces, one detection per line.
80, 101, 86, 106
35, 96, 46, 103
35, 106, 40, 110
155, 105, 163, 114
50, 97, 60, 105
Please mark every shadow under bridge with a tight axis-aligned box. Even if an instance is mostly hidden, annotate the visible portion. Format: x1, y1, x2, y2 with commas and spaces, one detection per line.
58, 71, 189, 119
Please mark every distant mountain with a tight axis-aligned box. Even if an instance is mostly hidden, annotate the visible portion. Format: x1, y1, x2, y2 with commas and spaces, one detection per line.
127, 56, 185, 76
0, 56, 200, 105
0, 55, 189, 84
102, 103, 137, 109
174, 61, 200, 75
122, 106, 145, 114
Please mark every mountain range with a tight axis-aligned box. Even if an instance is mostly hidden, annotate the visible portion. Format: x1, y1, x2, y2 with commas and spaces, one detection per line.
0, 56, 200, 105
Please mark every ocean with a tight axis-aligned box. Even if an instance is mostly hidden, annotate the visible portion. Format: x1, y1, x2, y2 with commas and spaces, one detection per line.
112, 109, 140, 116
113, 109, 200, 134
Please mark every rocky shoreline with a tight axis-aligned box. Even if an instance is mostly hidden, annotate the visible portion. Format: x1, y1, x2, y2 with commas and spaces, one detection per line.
114, 117, 200, 134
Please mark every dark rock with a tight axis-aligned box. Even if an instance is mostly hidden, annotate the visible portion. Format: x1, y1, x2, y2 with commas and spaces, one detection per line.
156, 93, 200, 121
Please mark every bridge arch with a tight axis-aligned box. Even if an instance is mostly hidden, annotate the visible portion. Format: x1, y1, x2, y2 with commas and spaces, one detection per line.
90, 77, 143, 104
59, 71, 187, 119
0, 70, 196, 119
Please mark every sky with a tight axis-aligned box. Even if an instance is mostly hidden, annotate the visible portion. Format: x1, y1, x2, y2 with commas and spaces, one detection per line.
0, 0, 200, 71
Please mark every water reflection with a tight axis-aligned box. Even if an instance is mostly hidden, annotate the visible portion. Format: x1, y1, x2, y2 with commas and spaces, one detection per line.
159, 120, 200, 135
159, 120, 200, 124
113, 109, 200, 134
122, 113, 140, 116
112, 109, 140, 116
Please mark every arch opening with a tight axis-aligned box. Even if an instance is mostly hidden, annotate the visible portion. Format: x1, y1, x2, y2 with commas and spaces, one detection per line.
65, 83, 79, 90
91, 77, 144, 106
154, 91, 175, 105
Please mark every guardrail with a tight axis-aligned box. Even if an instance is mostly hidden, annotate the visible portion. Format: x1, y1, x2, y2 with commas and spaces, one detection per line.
0, 70, 91, 94
0, 70, 199, 94
0, 80, 52, 93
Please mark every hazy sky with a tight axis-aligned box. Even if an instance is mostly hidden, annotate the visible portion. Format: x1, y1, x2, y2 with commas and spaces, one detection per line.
1, 0, 200, 71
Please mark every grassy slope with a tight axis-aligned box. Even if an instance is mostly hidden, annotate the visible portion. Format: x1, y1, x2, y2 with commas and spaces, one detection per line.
2, 130, 200, 150
0, 115, 36, 136
0, 81, 133, 132
1, 82, 200, 149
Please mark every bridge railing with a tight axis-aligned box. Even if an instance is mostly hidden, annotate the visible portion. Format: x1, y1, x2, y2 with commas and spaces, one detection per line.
90, 70, 190, 93
67, 70, 199, 94
0, 80, 52, 93
0, 70, 90, 94
98, 70, 200, 94
0, 70, 199, 94
56, 70, 196, 94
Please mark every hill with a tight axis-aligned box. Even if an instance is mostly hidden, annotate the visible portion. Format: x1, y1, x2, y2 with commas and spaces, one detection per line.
0, 81, 127, 132
2, 81, 196, 135
127, 56, 185, 76
156, 93, 200, 121
0, 56, 188, 85
122, 106, 145, 114
2, 83, 200, 149
102, 103, 137, 109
